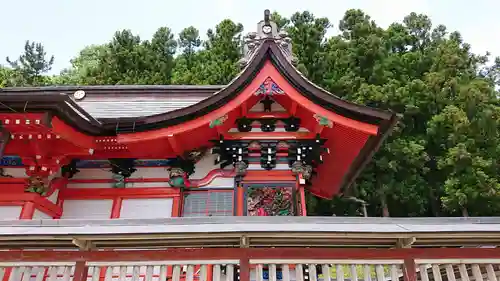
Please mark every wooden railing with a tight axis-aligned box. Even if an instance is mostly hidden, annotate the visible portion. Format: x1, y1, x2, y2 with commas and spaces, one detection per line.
0, 249, 500, 281
0, 262, 75, 281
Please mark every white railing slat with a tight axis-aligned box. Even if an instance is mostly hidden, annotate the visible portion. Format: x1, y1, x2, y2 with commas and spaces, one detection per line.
321, 264, 331, 281
458, 264, 470, 281
350, 264, 358, 281
0, 267, 4, 281
159, 265, 168, 281
105, 266, 113, 281
132, 265, 140, 281
269, 264, 276, 281
256, 264, 263, 281
119, 265, 127, 281
363, 265, 372, 281
145, 265, 154, 281
213, 265, 221, 281
432, 264, 442, 281
419, 265, 430, 281
308, 264, 317, 281
336, 264, 344, 281
9, 266, 21, 281
445, 265, 456, 281
226, 264, 234, 281
62, 266, 71, 281
187, 265, 195, 281
48, 266, 58, 281
200, 265, 208, 281
375, 265, 385, 281
295, 264, 304, 281
21, 266, 32, 281
472, 264, 483, 281
282, 264, 290, 281
390, 265, 399, 281
173, 265, 182, 281
486, 264, 498, 281
34, 267, 45, 281
91, 266, 101, 281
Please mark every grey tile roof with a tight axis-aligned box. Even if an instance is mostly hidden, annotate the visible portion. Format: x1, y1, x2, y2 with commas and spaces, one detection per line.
75, 94, 212, 118
0, 85, 225, 119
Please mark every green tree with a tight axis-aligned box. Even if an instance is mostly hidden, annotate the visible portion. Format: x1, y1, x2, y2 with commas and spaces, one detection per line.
6, 40, 55, 86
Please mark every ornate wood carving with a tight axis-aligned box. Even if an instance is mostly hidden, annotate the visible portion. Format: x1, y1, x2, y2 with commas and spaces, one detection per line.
247, 186, 295, 216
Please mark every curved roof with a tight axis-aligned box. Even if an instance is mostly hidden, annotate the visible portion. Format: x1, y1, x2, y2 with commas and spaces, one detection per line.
0, 39, 396, 136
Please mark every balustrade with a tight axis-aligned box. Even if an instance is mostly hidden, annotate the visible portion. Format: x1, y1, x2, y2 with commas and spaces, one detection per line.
0, 249, 499, 281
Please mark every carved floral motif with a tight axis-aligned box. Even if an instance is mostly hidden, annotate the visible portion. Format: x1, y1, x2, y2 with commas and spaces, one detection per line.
247, 187, 294, 216
255, 77, 285, 96
313, 114, 333, 128
209, 115, 228, 128
25, 175, 49, 195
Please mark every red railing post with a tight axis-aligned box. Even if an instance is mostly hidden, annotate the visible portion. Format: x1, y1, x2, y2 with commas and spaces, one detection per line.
73, 261, 89, 281
403, 258, 417, 281
240, 254, 250, 281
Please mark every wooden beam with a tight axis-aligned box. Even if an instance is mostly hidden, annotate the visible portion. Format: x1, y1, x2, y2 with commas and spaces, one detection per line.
240, 235, 249, 248
72, 238, 94, 251
397, 237, 416, 248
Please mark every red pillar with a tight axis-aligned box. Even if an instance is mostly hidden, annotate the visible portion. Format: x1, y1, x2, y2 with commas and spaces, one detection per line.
110, 197, 122, 218
172, 196, 181, 217
403, 258, 417, 281
207, 265, 213, 281
236, 186, 244, 216
73, 261, 89, 281
240, 258, 250, 281
19, 202, 35, 219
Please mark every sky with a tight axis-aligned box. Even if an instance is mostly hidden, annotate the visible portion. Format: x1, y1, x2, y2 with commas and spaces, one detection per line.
0, 0, 498, 74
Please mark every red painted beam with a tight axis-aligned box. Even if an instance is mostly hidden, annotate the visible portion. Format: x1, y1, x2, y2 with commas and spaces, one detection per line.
69, 178, 171, 184
1, 248, 500, 262
0, 193, 62, 217
60, 187, 180, 199
51, 117, 95, 149
246, 112, 291, 119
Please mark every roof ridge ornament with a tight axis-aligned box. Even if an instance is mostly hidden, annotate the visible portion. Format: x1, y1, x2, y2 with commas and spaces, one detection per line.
239, 9, 297, 68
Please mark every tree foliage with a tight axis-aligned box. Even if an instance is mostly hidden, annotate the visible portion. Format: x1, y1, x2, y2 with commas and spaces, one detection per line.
2, 10, 499, 217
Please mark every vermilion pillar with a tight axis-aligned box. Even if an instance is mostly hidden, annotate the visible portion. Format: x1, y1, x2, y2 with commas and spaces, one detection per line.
19, 201, 35, 219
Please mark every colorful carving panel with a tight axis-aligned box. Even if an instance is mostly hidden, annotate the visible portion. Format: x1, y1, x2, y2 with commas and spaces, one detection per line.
247, 186, 295, 216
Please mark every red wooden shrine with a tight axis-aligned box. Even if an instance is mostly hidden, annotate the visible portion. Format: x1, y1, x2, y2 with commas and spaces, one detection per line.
0, 12, 396, 221
0, 10, 498, 281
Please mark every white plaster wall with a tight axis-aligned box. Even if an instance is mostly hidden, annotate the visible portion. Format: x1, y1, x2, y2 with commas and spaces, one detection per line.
1, 168, 61, 179
120, 198, 173, 219
61, 199, 113, 219
33, 209, 52, 219
189, 154, 219, 179
47, 189, 59, 204
1, 168, 27, 178
0, 206, 21, 220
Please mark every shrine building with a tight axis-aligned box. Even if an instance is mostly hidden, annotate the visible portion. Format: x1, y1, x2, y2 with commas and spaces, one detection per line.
0, 10, 499, 281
